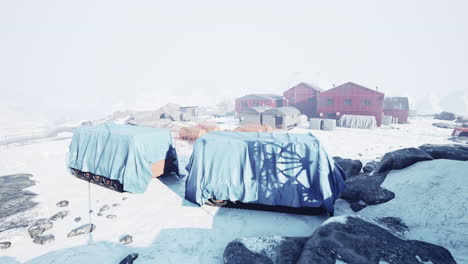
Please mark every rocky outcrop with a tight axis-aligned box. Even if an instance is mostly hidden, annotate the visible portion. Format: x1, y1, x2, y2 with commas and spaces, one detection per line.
418, 144, 468, 161
67, 224, 96, 237
0, 174, 38, 223
119, 253, 139, 264
49, 211, 69, 221
224, 216, 456, 264
28, 219, 53, 238
56, 200, 69, 207
340, 172, 394, 212
333, 157, 362, 178
119, 235, 133, 245
374, 148, 433, 173
296, 216, 456, 264
0, 241, 11, 249
434, 112, 456, 121
33, 234, 55, 245
224, 237, 308, 264
362, 161, 378, 173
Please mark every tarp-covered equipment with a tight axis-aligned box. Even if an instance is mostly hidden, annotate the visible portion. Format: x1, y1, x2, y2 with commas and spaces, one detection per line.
185, 131, 345, 215
69, 123, 179, 193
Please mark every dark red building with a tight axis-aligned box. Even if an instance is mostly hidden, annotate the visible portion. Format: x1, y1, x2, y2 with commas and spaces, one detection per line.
235, 94, 284, 113
317, 82, 385, 126
384, 97, 409, 123
283, 82, 323, 118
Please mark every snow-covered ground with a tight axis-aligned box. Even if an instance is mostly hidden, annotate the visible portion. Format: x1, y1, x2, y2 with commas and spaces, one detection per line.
0, 117, 466, 263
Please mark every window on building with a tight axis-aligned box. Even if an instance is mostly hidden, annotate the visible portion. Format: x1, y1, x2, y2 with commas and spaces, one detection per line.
289, 96, 295, 104
363, 99, 372, 106
253, 101, 259, 107
344, 99, 352, 106
327, 98, 334, 105
241, 101, 248, 108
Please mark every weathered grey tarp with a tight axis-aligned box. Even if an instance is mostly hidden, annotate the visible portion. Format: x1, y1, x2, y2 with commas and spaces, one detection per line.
337, 115, 377, 129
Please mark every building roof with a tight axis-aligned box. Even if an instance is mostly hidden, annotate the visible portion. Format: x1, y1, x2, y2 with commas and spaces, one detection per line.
263, 106, 301, 116
240, 106, 271, 114
284, 82, 324, 94
384, 97, 409, 110
320, 82, 384, 96
237, 94, 283, 101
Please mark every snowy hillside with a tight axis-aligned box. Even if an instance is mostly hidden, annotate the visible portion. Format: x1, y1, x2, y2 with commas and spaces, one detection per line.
0, 117, 466, 263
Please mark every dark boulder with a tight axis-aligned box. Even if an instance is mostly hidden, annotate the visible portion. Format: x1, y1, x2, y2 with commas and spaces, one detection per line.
224, 237, 308, 264
333, 157, 362, 178
119, 253, 139, 264
33, 234, 55, 245
362, 161, 378, 173
340, 172, 394, 211
49, 211, 69, 221
418, 144, 468, 161
374, 148, 433, 173
119, 235, 133, 245
434, 111, 456, 121
296, 216, 457, 264
0, 241, 11, 249
56, 200, 69, 207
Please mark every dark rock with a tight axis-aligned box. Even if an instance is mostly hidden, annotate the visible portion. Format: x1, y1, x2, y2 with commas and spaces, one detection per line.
49, 211, 69, 221
89, 210, 93, 213
67, 224, 96, 237
33, 234, 55, 245
56, 200, 69, 207
374, 148, 433, 173
362, 161, 378, 173
375, 217, 409, 235
333, 157, 362, 178
0, 241, 11, 249
28, 219, 53, 238
119, 253, 139, 264
350, 201, 367, 212
418, 144, 468, 161
434, 111, 456, 121
224, 237, 309, 264
74, 217, 81, 223
106, 214, 116, 219
122, 197, 128, 201
119, 235, 133, 245
99, 205, 110, 213
340, 172, 394, 211
112, 203, 120, 207
432, 123, 456, 129
0, 174, 38, 221
97, 213, 103, 217
297, 216, 457, 264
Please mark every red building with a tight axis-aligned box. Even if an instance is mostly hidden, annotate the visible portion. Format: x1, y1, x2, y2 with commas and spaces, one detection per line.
317, 82, 385, 126
235, 94, 284, 113
283, 82, 323, 118
384, 97, 409, 123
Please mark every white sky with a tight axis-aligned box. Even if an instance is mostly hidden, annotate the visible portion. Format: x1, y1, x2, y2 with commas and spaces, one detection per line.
1, 0, 467, 122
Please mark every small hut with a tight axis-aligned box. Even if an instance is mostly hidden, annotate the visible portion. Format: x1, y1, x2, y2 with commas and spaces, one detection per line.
262, 107, 301, 130
239, 106, 271, 126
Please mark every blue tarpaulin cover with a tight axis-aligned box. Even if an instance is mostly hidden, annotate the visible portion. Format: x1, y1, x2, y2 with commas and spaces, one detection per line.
185, 132, 345, 214
69, 123, 179, 193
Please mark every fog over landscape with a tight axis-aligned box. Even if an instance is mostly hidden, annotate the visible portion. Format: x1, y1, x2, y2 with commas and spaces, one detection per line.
1, 0, 467, 125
